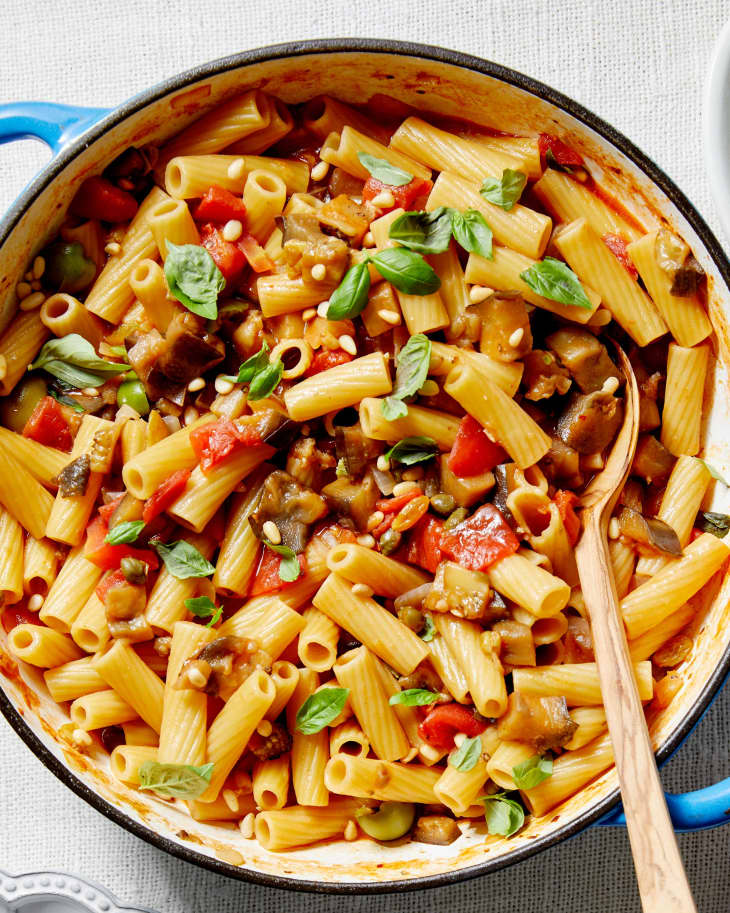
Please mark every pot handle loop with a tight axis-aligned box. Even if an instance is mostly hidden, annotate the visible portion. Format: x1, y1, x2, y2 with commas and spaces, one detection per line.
598, 775, 730, 832
0, 102, 109, 157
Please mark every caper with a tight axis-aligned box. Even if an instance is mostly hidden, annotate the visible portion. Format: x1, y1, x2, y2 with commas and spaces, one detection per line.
356, 801, 415, 841
430, 492, 456, 516
443, 507, 469, 530
42, 240, 96, 293
120, 556, 147, 585
379, 528, 402, 555
0, 375, 47, 433
397, 605, 424, 632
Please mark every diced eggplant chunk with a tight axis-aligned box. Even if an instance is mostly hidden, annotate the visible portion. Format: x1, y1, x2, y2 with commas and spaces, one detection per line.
412, 815, 461, 846
440, 454, 495, 508
177, 635, 272, 701
424, 561, 495, 620
317, 194, 374, 245
522, 350, 572, 401
58, 454, 91, 497
632, 435, 675, 485
249, 469, 328, 553
286, 437, 335, 489
322, 471, 379, 531
618, 479, 644, 514
479, 297, 532, 363
493, 619, 536, 667
638, 395, 661, 432
563, 615, 594, 663
108, 492, 145, 527
616, 506, 682, 556
540, 438, 583, 490
556, 391, 623, 454
249, 721, 292, 760
497, 692, 577, 752
547, 328, 620, 393
156, 311, 225, 384
335, 424, 383, 478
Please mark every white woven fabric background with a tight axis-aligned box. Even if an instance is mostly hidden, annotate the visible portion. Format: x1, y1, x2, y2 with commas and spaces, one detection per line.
1, 0, 730, 910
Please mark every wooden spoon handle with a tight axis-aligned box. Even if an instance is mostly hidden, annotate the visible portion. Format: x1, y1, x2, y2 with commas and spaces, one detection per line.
577, 517, 697, 913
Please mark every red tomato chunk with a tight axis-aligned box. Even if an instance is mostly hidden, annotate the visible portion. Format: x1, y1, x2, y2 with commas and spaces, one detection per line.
249, 547, 307, 596
70, 176, 138, 222
538, 133, 584, 168
602, 233, 638, 279
447, 415, 507, 477
1, 606, 38, 633
418, 702, 487, 750
439, 504, 519, 572
142, 469, 191, 524
22, 396, 72, 451
361, 176, 433, 211
304, 349, 353, 377
85, 515, 159, 572
554, 489, 581, 546
407, 516, 445, 575
193, 185, 248, 223
190, 419, 263, 474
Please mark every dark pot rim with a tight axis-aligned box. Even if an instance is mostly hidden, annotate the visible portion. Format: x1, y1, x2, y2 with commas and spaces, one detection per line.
1, 38, 729, 895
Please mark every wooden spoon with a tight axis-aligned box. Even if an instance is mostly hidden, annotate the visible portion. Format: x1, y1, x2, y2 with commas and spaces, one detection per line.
574, 346, 696, 913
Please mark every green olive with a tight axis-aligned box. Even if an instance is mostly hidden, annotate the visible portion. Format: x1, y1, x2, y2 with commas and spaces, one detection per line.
430, 492, 456, 516
397, 605, 424, 632
379, 528, 402, 555
43, 241, 96, 294
444, 507, 469, 531
120, 556, 147, 585
0, 375, 47, 432
117, 379, 150, 416
356, 802, 415, 841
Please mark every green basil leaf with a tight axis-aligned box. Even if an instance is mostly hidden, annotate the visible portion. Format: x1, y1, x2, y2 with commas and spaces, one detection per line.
154, 540, 215, 580
385, 436, 438, 466
512, 754, 553, 790
695, 510, 730, 538
388, 207, 454, 254
479, 169, 527, 211
105, 520, 145, 545
451, 209, 493, 259
138, 761, 214, 799
29, 334, 129, 388
698, 459, 730, 486
264, 540, 302, 583
357, 152, 413, 187
185, 595, 223, 627
388, 689, 439, 707
107, 345, 129, 360
164, 242, 225, 320
326, 261, 372, 320
545, 148, 574, 174
48, 389, 86, 413
295, 687, 349, 733
481, 792, 525, 837
236, 342, 270, 383
420, 612, 436, 642
381, 333, 432, 421
370, 248, 441, 296
248, 359, 283, 401
520, 257, 592, 309
449, 735, 482, 772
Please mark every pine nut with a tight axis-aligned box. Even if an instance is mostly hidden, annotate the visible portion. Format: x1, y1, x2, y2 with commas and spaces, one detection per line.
227, 158, 245, 180
366, 510, 385, 531
28, 594, 44, 612
453, 732, 467, 748
377, 308, 401, 325
344, 819, 358, 841
602, 375, 620, 394
469, 285, 492, 304
338, 334, 357, 355
183, 406, 199, 426
376, 455, 390, 472
222, 219, 243, 242
32, 256, 45, 279
508, 327, 524, 347
370, 190, 395, 208
352, 583, 374, 598
20, 292, 45, 311
187, 377, 205, 392
256, 719, 273, 737
608, 517, 620, 539
392, 481, 421, 497
363, 231, 375, 247
188, 667, 208, 689
16, 281, 31, 299
104, 242, 121, 256
317, 300, 330, 319
311, 161, 329, 182
239, 812, 255, 838
356, 534, 376, 549
302, 308, 317, 321
262, 520, 281, 544
214, 375, 235, 395
401, 467, 424, 482
310, 263, 327, 281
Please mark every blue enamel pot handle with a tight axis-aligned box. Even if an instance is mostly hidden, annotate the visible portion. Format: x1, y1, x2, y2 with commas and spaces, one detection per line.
1, 98, 730, 835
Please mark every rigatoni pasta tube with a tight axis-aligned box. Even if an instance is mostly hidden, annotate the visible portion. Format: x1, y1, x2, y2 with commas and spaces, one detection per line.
217, 596, 305, 658
43, 656, 106, 703
334, 647, 409, 761
434, 732, 489, 814
122, 720, 159, 747
564, 707, 608, 750
467, 134, 541, 179
621, 533, 729, 639
93, 640, 165, 732
129, 259, 178, 332
628, 604, 695, 663
145, 533, 215, 633
326, 542, 429, 597
521, 732, 614, 817
70, 591, 110, 653
298, 607, 339, 672
23, 536, 58, 597
0, 508, 23, 604
313, 573, 429, 675
302, 95, 392, 145
265, 661, 300, 721
445, 363, 551, 469
40, 294, 104, 347
426, 171, 552, 260
213, 469, 267, 596
0, 427, 67, 487
554, 218, 666, 346
287, 668, 329, 807
146, 196, 200, 258
485, 740, 535, 790
70, 690, 137, 730
330, 720, 370, 758
429, 341, 523, 396
428, 635, 470, 704
257, 274, 337, 318
627, 231, 711, 347
609, 539, 636, 600
165, 154, 309, 198
252, 755, 290, 810
488, 552, 570, 617
40, 546, 102, 633
158, 621, 215, 766
512, 661, 653, 706
284, 352, 392, 423
431, 243, 470, 331
660, 343, 709, 457
243, 170, 287, 242
110, 745, 159, 785
320, 125, 430, 182
8, 624, 82, 668
0, 439, 53, 539
324, 754, 441, 803
229, 96, 294, 154
255, 798, 363, 851
0, 310, 49, 395
358, 398, 459, 450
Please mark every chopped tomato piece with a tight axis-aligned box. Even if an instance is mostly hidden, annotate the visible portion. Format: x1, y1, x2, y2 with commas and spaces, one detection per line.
407, 515, 445, 574
70, 176, 139, 222
192, 185, 247, 223
249, 546, 307, 596
375, 489, 422, 514
84, 515, 159, 571
189, 418, 263, 474
199, 223, 247, 283
98, 494, 125, 524
447, 415, 507, 477
142, 469, 192, 523
362, 176, 433, 211
22, 396, 73, 451
418, 702, 487, 750
237, 232, 274, 273
1, 605, 38, 633
602, 234, 638, 279
690, 528, 704, 542
95, 568, 127, 602
439, 504, 519, 572
304, 349, 353, 377
538, 133, 584, 168
554, 489, 581, 546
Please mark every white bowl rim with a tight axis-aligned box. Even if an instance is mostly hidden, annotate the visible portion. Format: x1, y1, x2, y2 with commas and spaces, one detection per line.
704, 18, 730, 245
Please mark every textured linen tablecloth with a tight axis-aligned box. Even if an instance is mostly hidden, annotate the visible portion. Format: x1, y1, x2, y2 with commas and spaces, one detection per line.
1, 0, 730, 910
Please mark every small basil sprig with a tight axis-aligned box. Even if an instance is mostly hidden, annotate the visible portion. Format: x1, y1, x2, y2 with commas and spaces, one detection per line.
164, 242, 224, 320
451, 210, 493, 259
264, 540, 302, 582
327, 262, 372, 321
357, 152, 413, 187
184, 595, 223, 627
385, 436, 438, 466
154, 540, 215, 580
480, 168, 527, 211
520, 257, 592, 309
232, 342, 284, 401
698, 459, 730, 487
295, 687, 349, 733
449, 736, 482, 772
511, 754, 553, 790
388, 207, 493, 259
105, 520, 145, 546
381, 333, 431, 421
388, 689, 439, 706
138, 761, 214, 799
481, 792, 525, 837
695, 510, 730, 538
29, 334, 129, 389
